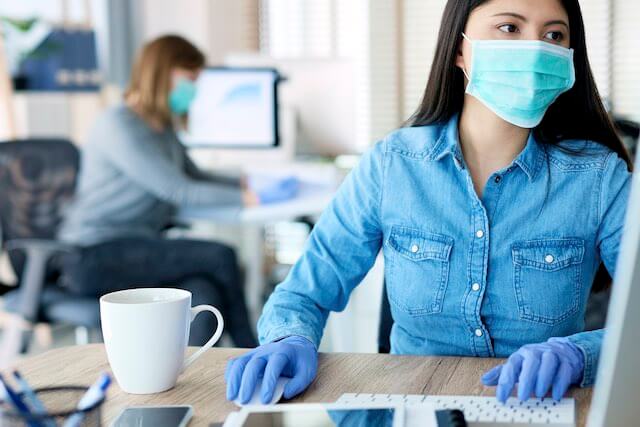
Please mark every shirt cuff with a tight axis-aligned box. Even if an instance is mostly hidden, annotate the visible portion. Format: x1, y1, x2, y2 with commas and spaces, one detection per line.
566, 329, 604, 387
259, 324, 321, 349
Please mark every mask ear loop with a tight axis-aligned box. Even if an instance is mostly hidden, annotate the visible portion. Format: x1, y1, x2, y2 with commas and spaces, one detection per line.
460, 32, 472, 81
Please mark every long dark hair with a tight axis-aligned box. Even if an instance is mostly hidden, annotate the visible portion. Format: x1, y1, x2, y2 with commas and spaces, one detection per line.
408, 0, 632, 171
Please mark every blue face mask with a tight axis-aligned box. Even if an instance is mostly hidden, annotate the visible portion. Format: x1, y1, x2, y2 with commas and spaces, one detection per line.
461, 33, 576, 128
168, 78, 197, 115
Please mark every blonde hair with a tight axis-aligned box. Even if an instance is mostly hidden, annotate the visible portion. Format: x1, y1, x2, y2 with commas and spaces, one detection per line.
124, 35, 205, 129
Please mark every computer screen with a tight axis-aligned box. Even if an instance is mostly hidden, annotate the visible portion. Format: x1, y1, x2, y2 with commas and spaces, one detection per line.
225, 54, 358, 156
181, 67, 280, 148
587, 152, 640, 427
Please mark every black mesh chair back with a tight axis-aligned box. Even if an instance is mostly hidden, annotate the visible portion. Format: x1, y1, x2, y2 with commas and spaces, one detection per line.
615, 118, 640, 158
0, 139, 79, 278
0, 140, 102, 355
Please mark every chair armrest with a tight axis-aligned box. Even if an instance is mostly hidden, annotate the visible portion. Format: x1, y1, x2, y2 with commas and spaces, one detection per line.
162, 221, 192, 232
5, 239, 76, 254
5, 239, 78, 321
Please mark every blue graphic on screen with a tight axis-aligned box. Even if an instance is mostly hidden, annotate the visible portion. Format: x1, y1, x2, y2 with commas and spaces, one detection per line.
221, 83, 262, 106
184, 69, 277, 147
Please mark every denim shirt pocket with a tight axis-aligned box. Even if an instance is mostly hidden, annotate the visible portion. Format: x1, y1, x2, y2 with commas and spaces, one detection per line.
512, 238, 585, 325
385, 226, 454, 316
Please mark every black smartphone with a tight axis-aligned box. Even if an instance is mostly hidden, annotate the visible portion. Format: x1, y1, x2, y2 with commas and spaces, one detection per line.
111, 405, 193, 427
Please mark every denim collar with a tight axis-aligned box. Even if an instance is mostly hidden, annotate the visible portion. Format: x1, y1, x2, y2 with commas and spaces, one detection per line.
430, 114, 543, 182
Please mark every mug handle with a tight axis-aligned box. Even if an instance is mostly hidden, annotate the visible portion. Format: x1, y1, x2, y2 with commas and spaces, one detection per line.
183, 305, 224, 370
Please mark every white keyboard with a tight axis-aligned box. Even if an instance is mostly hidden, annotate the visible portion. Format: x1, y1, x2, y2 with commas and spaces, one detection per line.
337, 393, 575, 427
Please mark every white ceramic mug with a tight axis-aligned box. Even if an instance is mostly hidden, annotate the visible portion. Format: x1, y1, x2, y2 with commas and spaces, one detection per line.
100, 288, 223, 394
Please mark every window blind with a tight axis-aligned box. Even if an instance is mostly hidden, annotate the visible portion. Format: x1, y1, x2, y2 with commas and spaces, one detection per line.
580, 0, 613, 105
400, 0, 447, 120
367, 1, 402, 142
612, 0, 640, 122
259, 0, 401, 150
260, 0, 334, 58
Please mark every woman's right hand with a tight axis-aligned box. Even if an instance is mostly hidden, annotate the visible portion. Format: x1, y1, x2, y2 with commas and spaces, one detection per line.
241, 175, 300, 206
225, 336, 318, 404
242, 189, 260, 207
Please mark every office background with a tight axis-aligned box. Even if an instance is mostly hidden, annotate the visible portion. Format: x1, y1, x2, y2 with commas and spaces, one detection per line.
3, 0, 638, 146
0, 0, 639, 359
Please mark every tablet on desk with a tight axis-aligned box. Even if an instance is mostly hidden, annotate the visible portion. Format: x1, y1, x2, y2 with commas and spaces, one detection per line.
223, 402, 407, 427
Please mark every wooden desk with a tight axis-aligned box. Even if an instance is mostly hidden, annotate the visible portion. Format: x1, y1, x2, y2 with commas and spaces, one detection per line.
14, 345, 592, 426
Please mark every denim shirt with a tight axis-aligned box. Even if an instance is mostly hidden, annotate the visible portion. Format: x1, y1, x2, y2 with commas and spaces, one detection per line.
258, 115, 631, 387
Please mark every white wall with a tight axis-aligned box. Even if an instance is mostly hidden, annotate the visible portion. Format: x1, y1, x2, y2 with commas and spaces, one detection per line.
139, 0, 259, 65
0, 0, 72, 22
0, 0, 97, 29
140, 0, 211, 51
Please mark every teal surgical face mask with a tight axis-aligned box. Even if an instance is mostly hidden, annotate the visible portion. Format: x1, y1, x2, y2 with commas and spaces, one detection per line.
461, 33, 575, 128
168, 78, 197, 115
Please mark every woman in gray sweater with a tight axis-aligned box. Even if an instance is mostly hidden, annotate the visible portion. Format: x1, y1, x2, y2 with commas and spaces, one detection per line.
58, 35, 257, 347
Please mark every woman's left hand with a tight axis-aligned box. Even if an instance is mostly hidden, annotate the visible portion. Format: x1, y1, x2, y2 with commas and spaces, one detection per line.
481, 337, 585, 403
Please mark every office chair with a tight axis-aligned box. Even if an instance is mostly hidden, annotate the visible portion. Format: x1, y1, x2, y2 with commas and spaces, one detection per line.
0, 139, 100, 358
615, 118, 640, 157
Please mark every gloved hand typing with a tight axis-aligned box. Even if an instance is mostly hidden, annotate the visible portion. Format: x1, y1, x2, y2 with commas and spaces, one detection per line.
481, 337, 584, 403
225, 335, 318, 404
248, 176, 300, 205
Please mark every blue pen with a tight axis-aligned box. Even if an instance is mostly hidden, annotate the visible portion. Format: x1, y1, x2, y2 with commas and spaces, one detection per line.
13, 371, 56, 427
0, 374, 42, 427
62, 373, 111, 427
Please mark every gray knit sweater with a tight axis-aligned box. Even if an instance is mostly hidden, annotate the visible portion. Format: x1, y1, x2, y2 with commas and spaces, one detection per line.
58, 105, 242, 246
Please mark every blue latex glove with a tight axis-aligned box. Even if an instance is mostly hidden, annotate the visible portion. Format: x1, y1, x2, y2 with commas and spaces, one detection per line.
225, 335, 318, 404
481, 337, 584, 403
252, 176, 300, 204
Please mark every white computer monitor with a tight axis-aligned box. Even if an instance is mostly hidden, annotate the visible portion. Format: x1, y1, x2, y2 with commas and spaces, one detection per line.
184, 56, 355, 169
224, 54, 358, 156
181, 67, 281, 148
587, 153, 640, 427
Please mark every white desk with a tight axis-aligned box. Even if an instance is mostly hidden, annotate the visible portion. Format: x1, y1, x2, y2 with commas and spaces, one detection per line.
176, 165, 340, 327
177, 181, 335, 224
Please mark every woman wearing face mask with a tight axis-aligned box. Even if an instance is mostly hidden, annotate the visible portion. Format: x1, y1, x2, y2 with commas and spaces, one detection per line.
226, 0, 633, 405
58, 35, 259, 347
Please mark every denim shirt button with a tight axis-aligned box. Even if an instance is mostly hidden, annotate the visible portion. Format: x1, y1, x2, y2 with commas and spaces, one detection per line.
471, 283, 481, 291
474, 329, 483, 337
476, 230, 485, 238
411, 244, 419, 253
545, 254, 555, 263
